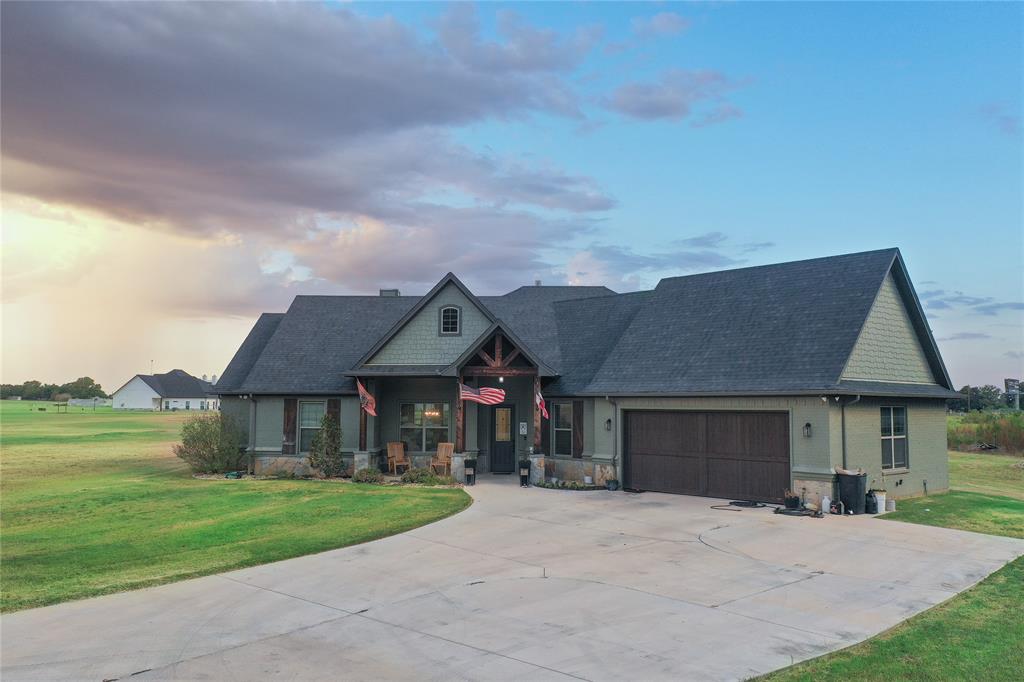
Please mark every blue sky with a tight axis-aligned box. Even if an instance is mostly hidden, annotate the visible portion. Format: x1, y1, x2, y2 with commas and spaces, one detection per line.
1, 1, 1020, 389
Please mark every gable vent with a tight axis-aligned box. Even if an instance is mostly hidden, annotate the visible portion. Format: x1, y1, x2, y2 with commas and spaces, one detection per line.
379, 288, 401, 297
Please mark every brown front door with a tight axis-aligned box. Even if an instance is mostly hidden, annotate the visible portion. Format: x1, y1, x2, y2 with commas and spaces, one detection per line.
491, 405, 516, 473
624, 411, 790, 503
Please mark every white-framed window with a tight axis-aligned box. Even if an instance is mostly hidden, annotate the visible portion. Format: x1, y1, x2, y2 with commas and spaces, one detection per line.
163, 401, 169, 410
400, 402, 450, 452
185, 401, 190, 410
439, 306, 461, 335
881, 406, 908, 469
299, 401, 326, 453
553, 402, 573, 455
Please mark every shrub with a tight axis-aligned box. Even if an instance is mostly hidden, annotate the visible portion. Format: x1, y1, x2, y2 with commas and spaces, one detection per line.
352, 467, 384, 484
174, 413, 244, 473
400, 467, 454, 486
948, 412, 1024, 453
307, 411, 344, 477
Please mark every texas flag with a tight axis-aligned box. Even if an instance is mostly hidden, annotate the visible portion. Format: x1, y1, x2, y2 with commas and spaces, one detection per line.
535, 387, 549, 420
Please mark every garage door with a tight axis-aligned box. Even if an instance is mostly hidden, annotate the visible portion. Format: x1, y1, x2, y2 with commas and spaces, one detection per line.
624, 411, 790, 503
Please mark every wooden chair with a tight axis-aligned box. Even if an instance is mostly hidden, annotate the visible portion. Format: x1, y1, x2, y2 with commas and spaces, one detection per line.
387, 442, 410, 475
431, 442, 454, 476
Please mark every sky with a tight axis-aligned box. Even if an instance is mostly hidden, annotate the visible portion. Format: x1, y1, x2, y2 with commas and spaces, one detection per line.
1, 1, 1021, 392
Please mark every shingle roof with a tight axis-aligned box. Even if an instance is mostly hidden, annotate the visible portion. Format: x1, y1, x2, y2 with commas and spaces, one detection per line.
137, 370, 214, 398
217, 249, 955, 398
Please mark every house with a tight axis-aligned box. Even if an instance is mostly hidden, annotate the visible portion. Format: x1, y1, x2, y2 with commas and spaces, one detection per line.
111, 370, 219, 411
216, 248, 957, 503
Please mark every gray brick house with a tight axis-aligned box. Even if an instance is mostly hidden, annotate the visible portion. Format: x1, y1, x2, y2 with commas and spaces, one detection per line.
216, 248, 956, 504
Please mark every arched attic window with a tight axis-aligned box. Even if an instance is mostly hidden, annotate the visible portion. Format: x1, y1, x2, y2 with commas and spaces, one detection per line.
439, 305, 461, 336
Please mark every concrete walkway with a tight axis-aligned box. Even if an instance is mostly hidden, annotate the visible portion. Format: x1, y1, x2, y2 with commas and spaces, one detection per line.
3, 477, 1022, 681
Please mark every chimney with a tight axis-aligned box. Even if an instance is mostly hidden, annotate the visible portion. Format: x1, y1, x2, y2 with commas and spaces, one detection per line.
379, 288, 400, 297
202, 374, 208, 382
534, 279, 542, 286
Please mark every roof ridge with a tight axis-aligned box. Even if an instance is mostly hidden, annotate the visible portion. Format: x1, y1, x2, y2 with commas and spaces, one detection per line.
655, 248, 900, 287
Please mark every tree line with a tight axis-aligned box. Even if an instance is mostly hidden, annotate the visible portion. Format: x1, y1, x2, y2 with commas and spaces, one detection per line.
0, 377, 108, 401
947, 385, 1019, 412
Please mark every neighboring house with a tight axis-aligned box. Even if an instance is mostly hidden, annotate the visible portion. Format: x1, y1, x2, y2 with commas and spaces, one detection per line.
217, 248, 957, 503
112, 370, 219, 411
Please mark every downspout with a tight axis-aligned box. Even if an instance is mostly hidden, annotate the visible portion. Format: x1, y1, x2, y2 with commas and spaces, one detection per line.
840, 394, 861, 469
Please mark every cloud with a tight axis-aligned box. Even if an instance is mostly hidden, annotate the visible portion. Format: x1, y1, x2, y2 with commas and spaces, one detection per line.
603, 69, 743, 124
631, 12, 690, 39
564, 232, 763, 289
937, 332, 992, 341
979, 102, 1021, 136
973, 302, 1024, 316
918, 289, 1023, 315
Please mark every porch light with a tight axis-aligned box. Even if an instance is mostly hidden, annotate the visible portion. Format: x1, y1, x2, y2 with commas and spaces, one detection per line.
605, 418, 612, 431
498, 376, 504, 383
803, 422, 813, 438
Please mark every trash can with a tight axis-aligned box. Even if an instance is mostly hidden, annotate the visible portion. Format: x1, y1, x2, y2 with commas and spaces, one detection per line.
837, 471, 867, 514
464, 459, 477, 486
519, 458, 531, 487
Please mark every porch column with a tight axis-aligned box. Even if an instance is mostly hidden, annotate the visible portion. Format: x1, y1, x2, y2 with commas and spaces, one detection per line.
455, 374, 465, 452
358, 379, 367, 451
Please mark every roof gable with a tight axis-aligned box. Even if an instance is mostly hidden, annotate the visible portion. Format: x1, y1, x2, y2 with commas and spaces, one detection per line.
360, 274, 496, 367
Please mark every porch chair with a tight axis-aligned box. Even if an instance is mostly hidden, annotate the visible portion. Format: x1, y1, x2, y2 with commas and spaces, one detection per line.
387, 441, 411, 476
431, 442, 454, 476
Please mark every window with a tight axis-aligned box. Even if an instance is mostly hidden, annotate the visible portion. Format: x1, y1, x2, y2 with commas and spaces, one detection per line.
164, 401, 169, 410
400, 402, 450, 452
881, 406, 908, 469
200, 400, 207, 410
553, 402, 573, 455
185, 401, 190, 410
439, 306, 461, 335
299, 401, 326, 453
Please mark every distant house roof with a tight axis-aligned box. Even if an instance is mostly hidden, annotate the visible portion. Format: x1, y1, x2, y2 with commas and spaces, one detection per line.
216, 249, 956, 398
117, 369, 215, 398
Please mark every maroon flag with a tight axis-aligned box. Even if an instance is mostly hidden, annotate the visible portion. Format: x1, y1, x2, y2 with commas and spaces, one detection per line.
357, 379, 377, 417
459, 383, 506, 405
535, 387, 549, 420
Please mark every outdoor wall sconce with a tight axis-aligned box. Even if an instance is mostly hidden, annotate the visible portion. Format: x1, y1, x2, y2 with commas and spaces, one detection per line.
604, 418, 612, 431
498, 376, 504, 383
803, 422, 813, 438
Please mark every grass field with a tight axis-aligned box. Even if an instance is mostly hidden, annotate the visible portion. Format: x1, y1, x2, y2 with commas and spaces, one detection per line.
760, 450, 1024, 681
0, 401, 470, 612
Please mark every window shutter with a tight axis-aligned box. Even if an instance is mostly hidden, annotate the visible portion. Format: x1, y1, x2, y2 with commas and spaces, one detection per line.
572, 400, 584, 458
541, 406, 551, 455
327, 398, 340, 425
282, 398, 297, 454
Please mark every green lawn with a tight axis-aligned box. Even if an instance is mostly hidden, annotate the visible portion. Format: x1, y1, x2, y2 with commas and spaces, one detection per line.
760, 451, 1024, 681
0, 401, 470, 612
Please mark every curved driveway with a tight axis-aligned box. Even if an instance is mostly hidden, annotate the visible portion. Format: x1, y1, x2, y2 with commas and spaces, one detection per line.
4, 477, 1022, 681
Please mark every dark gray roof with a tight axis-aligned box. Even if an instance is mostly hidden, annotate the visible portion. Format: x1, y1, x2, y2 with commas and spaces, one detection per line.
214, 313, 283, 392
217, 249, 954, 398
137, 370, 214, 398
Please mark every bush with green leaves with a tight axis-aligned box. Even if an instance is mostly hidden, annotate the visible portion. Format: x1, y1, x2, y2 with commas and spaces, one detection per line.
352, 467, 384, 484
307, 411, 345, 477
174, 413, 244, 473
400, 467, 455, 486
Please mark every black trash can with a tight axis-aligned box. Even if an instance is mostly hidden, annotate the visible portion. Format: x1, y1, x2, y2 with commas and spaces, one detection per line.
519, 458, 531, 487
464, 459, 477, 486
837, 472, 867, 514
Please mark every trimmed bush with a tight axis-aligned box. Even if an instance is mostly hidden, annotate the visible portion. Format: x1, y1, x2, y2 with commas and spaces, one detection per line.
400, 467, 454, 486
352, 467, 384, 484
174, 413, 244, 473
307, 411, 344, 478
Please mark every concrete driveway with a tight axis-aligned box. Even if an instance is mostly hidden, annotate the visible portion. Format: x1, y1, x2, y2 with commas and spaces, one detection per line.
4, 477, 1022, 681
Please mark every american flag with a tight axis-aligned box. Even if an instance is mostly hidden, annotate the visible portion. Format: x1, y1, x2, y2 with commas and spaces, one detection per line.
357, 379, 377, 417
459, 383, 506, 405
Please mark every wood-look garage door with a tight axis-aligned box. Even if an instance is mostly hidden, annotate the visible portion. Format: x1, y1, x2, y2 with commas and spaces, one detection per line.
624, 411, 790, 503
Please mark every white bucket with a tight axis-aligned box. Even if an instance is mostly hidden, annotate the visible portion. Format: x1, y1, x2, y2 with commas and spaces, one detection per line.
886, 498, 896, 512
874, 491, 887, 513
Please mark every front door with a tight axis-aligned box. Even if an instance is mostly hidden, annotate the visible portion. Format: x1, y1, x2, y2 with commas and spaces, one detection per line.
491, 405, 516, 473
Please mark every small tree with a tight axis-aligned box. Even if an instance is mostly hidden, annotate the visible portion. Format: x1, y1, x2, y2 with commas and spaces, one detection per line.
307, 411, 344, 478
174, 413, 244, 473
